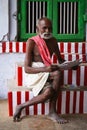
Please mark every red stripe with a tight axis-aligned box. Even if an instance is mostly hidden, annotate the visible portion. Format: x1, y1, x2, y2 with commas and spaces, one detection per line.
62, 70, 64, 85
41, 103, 45, 114
2, 42, 6, 52
61, 54, 64, 60
76, 54, 79, 60
60, 42, 64, 53
9, 42, 12, 52
18, 67, 22, 86
34, 104, 37, 115
23, 42, 26, 52
68, 70, 72, 84
76, 67, 80, 86
17, 91, 21, 105
83, 55, 86, 62
8, 92, 13, 116
25, 91, 29, 115
82, 43, 85, 54
84, 66, 87, 86
75, 42, 78, 53
68, 54, 72, 61
68, 55, 72, 84
66, 91, 70, 113
79, 91, 84, 113
16, 42, 19, 52
57, 92, 62, 114
73, 91, 76, 113
68, 42, 71, 53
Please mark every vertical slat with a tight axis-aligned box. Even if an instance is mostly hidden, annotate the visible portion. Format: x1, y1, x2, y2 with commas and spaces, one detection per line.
63, 2, 66, 34
74, 2, 76, 34
70, 2, 73, 34
43, 2, 45, 17
28, 1, 30, 33
67, 2, 69, 34
36, 2, 38, 23
60, 2, 62, 34
39, 1, 41, 18
32, 2, 34, 33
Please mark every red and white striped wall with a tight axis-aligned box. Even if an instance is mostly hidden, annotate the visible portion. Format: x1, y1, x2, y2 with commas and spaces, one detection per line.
0, 42, 26, 53
16, 63, 87, 87
58, 42, 87, 54
8, 90, 87, 116
0, 42, 87, 54
6, 41, 87, 116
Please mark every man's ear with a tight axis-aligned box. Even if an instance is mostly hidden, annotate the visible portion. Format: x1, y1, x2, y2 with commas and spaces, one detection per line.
36, 27, 39, 33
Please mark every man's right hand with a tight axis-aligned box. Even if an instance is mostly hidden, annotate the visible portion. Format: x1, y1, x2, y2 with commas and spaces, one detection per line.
47, 64, 60, 72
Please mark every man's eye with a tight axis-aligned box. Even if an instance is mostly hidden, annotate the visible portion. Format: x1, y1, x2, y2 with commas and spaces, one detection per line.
43, 27, 47, 29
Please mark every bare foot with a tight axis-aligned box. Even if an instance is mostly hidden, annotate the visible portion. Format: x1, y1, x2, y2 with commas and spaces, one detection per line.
48, 112, 68, 124
13, 105, 22, 122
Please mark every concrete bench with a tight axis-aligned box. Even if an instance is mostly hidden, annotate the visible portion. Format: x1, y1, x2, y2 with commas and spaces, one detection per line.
7, 42, 87, 116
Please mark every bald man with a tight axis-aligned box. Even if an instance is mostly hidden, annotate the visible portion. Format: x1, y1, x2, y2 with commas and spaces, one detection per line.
13, 17, 68, 124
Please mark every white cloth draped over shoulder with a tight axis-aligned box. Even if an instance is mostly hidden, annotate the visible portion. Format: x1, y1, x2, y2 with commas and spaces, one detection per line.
23, 62, 49, 96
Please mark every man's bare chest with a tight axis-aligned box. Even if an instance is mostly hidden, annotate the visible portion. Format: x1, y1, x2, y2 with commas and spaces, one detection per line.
33, 44, 56, 56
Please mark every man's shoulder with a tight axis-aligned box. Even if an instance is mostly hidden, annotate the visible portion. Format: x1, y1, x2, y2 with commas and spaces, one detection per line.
50, 37, 58, 43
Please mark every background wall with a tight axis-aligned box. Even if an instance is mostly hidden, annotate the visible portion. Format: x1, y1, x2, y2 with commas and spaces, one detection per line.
0, 0, 9, 41
0, 0, 87, 99
0, 53, 25, 99
0, 0, 20, 99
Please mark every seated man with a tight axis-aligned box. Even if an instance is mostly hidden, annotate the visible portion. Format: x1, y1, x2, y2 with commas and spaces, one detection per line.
13, 17, 77, 123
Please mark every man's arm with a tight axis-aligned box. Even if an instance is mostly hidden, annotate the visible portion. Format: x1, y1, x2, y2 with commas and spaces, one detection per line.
53, 39, 65, 64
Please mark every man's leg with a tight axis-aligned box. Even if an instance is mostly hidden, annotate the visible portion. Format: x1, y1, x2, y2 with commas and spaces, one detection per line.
48, 70, 68, 124
13, 87, 55, 122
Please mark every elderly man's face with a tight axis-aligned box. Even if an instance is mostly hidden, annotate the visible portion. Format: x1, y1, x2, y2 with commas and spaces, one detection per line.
37, 19, 53, 39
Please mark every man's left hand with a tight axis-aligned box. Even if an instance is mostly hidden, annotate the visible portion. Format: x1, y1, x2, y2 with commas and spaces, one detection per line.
72, 65, 78, 70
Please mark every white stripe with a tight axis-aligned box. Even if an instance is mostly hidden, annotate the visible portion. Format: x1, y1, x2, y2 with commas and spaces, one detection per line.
64, 54, 68, 61
12, 42, 16, 52
21, 91, 26, 116
16, 64, 18, 86
79, 54, 83, 60
64, 42, 68, 53
83, 91, 87, 113
45, 102, 50, 115
6, 42, 9, 53
61, 91, 66, 114
75, 91, 80, 113
69, 91, 74, 113
37, 103, 41, 115
71, 42, 75, 54
64, 70, 68, 84
23, 67, 25, 86
78, 42, 82, 54
72, 54, 76, 60
12, 91, 17, 115
72, 70, 76, 86
80, 66, 84, 86
0, 42, 2, 53
19, 42, 23, 53
29, 91, 34, 115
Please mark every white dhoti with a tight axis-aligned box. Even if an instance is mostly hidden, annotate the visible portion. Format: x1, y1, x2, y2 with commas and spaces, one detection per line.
23, 62, 50, 96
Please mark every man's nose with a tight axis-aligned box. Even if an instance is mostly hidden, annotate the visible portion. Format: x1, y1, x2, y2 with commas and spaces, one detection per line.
45, 28, 50, 33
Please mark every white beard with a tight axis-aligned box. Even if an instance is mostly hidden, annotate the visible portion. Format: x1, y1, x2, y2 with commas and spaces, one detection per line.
40, 32, 53, 39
